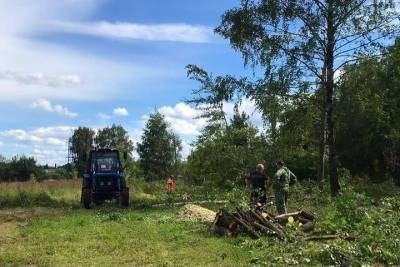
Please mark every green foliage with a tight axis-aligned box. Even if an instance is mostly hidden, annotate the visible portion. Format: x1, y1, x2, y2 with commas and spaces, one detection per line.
186, 106, 268, 187
95, 124, 134, 153
309, 183, 400, 265
137, 111, 182, 181
70, 127, 95, 177
124, 158, 143, 180
42, 166, 71, 180
0, 176, 399, 266
0, 156, 43, 182
0, 190, 58, 208
70, 125, 136, 178
186, 0, 400, 196
336, 40, 400, 183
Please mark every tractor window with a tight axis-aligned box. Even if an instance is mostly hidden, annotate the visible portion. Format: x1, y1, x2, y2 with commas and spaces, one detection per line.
95, 157, 118, 172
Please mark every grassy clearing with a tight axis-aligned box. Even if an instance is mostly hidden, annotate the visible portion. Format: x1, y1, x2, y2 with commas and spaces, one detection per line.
0, 180, 81, 208
0, 179, 224, 209
0, 207, 254, 266
0, 178, 399, 266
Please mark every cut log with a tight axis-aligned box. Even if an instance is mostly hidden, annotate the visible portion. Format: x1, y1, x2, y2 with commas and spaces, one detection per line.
236, 208, 254, 223
305, 234, 355, 241
298, 217, 311, 224
275, 211, 315, 224
212, 207, 316, 239
253, 222, 276, 236
305, 235, 338, 241
231, 214, 260, 239
250, 210, 285, 239
298, 221, 315, 233
275, 212, 302, 221
300, 210, 315, 221
212, 210, 237, 236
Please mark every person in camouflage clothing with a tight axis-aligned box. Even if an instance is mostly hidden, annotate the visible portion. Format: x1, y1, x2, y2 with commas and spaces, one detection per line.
272, 160, 290, 214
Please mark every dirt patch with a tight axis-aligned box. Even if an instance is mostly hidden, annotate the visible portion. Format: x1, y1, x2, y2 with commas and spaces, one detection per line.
178, 204, 216, 224
0, 207, 63, 223
135, 192, 157, 200
0, 222, 20, 239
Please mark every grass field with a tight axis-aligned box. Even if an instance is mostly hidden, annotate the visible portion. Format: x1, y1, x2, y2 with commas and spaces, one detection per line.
1, 178, 400, 266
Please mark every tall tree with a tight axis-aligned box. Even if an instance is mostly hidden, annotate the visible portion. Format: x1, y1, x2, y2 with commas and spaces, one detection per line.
186, 108, 266, 187
137, 111, 182, 181
95, 124, 134, 154
70, 127, 95, 177
336, 39, 400, 184
212, 0, 399, 196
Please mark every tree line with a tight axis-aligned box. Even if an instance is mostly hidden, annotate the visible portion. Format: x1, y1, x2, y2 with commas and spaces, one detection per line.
3, 39, 400, 186
183, 39, 400, 189
0, 155, 71, 182
69, 119, 181, 181
2, 1, 399, 192
184, 0, 400, 196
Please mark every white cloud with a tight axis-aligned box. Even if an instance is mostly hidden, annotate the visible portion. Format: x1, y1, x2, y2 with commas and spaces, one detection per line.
143, 101, 262, 158
158, 102, 206, 136
46, 137, 66, 146
113, 107, 129, 117
0, 1, 176, 103
30, 99, 78, 118
0, 126, 75, 165
98, 112, 111, 120
180, 140, 194, 159
0, 70, 81, 87
223, 99, 264, 127
1, 129, 43, 143
0, 101, 262, 164
157, 100, 263, 138
50, 21, 213, 43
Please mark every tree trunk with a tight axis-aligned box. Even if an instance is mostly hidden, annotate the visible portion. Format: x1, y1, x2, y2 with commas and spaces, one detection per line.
317, 85, 327, 187
326, 0, 340, 197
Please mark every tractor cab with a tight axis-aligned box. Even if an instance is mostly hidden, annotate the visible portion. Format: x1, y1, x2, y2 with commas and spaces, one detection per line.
81, 148, 129, 209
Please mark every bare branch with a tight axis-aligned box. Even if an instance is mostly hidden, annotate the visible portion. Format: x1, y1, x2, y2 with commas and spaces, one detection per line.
333, 52, 389, 72
335, 31, 398, 57
334, 17, 400, 52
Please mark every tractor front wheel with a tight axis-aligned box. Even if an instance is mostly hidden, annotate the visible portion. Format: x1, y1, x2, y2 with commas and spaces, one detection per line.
82, 188, 92, 209
120, 187, 129, 207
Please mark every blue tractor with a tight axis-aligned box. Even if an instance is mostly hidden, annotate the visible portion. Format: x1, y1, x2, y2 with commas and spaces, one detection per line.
81, 148, 129, 209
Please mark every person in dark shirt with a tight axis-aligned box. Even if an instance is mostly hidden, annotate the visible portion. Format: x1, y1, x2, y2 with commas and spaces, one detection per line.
246, 164, 268, 206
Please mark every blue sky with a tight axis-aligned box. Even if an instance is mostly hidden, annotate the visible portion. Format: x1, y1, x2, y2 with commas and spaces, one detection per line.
0, 0, 262, 165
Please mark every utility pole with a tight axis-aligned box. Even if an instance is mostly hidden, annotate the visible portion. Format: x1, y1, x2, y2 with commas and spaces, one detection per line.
66, 138, 74, 179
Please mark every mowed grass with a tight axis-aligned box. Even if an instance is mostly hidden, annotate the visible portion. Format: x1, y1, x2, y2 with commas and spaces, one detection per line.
0, 180, 254, 266
0, 208, 254, 267
1, 178, 400, 266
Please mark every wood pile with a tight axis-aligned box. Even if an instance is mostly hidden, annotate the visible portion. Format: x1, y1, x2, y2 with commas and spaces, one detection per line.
212, 207, 316, 240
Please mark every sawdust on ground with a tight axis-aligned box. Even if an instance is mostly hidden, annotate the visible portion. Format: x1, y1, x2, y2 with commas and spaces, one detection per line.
178, 204, 216, 224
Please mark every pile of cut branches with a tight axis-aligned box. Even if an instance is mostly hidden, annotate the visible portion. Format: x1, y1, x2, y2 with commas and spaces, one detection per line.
212, 207, 316, 240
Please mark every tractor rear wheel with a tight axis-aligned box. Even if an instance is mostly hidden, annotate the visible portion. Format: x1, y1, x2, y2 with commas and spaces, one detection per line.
120, 187, 129, 207
82, 188, 92, 209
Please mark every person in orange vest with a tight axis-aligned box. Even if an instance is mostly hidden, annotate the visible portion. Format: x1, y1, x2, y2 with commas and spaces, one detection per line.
166, 175, 176, 193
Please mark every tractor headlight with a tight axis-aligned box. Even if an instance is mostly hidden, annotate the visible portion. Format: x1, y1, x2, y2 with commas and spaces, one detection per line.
100, 181, 105, 186
107, 181, 112, 186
